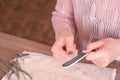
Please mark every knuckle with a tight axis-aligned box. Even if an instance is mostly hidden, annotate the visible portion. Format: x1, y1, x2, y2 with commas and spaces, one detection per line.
103, 50, 110, 57
51, 46, 55, 53
104, 53, 109, 58
102, 63, 108, 68
66, 35, 74, 40
97, 62, 108, 68
52, 51, 60, 58
51, 45, 58, 53
100, 65, 107, 68
105, 38, 112, 41
93, 59, 109, 68
100, 59, 109, 68
87, 43, 92, 49
53, 53, 57, 57
104, 59, 109, 64
51, 48, 54, 53
53, 54, 59, 59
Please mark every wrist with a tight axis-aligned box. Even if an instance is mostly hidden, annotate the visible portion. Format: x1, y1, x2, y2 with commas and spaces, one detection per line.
55, 27, 74, 40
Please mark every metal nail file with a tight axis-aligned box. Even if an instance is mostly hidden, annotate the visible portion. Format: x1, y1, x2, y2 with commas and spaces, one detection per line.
62, 52, 87, 68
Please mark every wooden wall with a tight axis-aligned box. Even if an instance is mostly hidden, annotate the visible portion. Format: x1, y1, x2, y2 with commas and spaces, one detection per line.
0, 0, 56, 45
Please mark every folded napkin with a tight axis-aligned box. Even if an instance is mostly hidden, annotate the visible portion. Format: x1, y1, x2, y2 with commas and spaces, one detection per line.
2, 51, 117, 80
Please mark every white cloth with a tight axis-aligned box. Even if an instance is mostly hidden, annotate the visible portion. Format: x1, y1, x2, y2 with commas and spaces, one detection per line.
2, 51, 117, 80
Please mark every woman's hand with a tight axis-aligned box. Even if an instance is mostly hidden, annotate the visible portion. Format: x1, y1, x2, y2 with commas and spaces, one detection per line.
84, 38, 120, 68
51, 28, 78, 61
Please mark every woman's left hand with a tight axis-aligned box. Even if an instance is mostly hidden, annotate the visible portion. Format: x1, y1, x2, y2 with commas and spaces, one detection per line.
84, 38, 120, 68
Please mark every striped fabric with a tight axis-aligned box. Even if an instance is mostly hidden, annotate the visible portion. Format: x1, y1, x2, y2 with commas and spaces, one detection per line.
52, 0, 120, 42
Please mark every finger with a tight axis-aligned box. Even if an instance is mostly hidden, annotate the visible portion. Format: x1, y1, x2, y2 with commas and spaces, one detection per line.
91, 59, 109, 68
86, 49, 111, 68
53, 48, 70, 60
86, 50, 105, 60
91, 59, 103, 67
52, 44, 70, 59
73, 44, 78, 56
85, 40, 105, 52
51, 41, 70, 60
65, 36, 74, 54
74, 44, 76, 49
53, 53, 68, 61
69, 44, 78, 58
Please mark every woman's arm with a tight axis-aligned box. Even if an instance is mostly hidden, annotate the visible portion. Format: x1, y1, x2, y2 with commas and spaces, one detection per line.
52, 0, 75, 39
51, 0, 78, 61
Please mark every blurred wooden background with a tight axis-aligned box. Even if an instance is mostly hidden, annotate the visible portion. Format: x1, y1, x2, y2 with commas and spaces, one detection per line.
0, 0, 56, 45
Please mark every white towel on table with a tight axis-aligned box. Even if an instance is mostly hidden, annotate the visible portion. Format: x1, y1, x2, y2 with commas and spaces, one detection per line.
2, 51, 117, 80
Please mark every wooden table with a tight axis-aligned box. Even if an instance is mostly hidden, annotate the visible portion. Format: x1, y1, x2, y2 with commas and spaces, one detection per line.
0, 32, 52, 79
0, 32, 119, 80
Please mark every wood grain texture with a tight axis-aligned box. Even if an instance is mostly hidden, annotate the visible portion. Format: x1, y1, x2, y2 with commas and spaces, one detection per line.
0, 32, 52, 78
0, 0, 56, 45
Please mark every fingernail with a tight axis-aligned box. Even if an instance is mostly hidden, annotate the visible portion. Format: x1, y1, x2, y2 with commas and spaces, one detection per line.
68, 51, 73, 55
82, 47, 87, 51
82, 48, 88, 52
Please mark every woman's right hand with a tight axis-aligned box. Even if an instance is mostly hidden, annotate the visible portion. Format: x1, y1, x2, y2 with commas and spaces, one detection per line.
51, 28, 78, 61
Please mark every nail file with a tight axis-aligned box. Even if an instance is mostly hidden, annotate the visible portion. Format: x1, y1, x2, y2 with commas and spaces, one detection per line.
62, 52, 87, 68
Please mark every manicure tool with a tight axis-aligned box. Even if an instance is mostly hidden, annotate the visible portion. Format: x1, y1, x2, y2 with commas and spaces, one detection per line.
0, 53, 32, 80
62, 38, 98, 68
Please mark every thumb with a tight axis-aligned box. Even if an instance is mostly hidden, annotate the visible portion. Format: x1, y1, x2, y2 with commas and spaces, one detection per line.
85, 39, 105, 52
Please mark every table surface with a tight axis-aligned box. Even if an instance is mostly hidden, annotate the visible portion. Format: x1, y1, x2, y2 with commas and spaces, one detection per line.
0, 32, 119, 80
